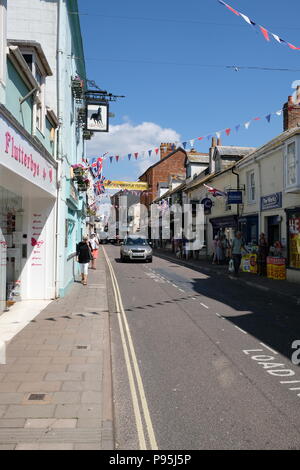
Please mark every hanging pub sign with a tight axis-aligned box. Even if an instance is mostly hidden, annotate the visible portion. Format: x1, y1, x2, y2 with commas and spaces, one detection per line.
86, 102, 109, 132
227, 191, 243, 205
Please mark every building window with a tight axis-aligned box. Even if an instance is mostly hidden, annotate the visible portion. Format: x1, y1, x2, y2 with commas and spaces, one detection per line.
247, 171, 255, 203
287, 142, 297, 186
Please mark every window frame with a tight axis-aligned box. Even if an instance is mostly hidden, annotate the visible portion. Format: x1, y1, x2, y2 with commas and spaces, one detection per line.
284, 138, 299, 192
247, 170, 256, 204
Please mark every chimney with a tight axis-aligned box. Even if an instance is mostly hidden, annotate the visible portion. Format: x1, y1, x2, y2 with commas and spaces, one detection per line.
217, 137, 222, 146
283, 87, 300, 131
160, 143, 174, 160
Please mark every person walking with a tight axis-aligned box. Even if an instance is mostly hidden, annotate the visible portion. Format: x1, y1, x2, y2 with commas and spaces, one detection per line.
257, 233, 268, 276
230, 231, 246, 276
76, 235, 93, 285
212, 235, 218, 264
216, 237, 224, 265
89, 233, 99, 270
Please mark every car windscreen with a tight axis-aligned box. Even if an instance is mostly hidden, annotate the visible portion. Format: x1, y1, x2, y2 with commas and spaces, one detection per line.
125, 238, 148, 246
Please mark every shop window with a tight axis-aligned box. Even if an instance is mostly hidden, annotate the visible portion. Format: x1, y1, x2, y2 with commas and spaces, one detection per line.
288, 211, 300, 269
247, 171, 256, 203
285, 139, 300, 192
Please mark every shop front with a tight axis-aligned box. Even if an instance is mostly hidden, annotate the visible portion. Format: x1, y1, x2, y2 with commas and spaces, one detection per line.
209, 215, 238, 244
286, 207, 300, 283
0, 108, 57, 313
238, 215, 259, 245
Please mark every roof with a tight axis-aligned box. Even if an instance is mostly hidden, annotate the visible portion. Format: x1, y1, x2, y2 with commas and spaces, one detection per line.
237, 126, 300, 168
214, 146, 256, 157
186, 153, 209, 163
185, 164, 236, 192
138, 147, 186, 180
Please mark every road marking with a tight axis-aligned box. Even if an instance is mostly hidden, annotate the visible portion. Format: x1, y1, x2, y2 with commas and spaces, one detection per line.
234, 325, 247, 335
200, 303, 209, 309
215, 313, 222, 318
259, 342, 278, 355
178, 288, 185, 293
102, 247, 158, 451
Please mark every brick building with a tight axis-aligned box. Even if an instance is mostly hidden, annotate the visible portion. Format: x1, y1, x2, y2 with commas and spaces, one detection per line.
139, 143, 187, 209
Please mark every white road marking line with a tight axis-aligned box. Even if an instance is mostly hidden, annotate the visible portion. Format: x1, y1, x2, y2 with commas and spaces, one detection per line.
280, 380, 300, 384
215, 313, 222, 318
103, 247, 158, 450
234, 325, 247, 335
200, 303, 209, 309
259, 342, 278, 355
172, 284, 177, 288
178, 288, 185, 293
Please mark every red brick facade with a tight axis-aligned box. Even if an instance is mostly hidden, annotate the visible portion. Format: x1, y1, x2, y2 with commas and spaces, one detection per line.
139, 147, 186, 209
283, 89, 300, 131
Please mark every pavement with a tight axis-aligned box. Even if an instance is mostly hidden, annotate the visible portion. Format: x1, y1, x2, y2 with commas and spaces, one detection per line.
153, 247, 300, 306
0, 253, 113, 450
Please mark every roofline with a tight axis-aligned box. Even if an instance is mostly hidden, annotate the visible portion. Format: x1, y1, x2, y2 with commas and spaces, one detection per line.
138, 147, 187, 180
184, 165, 235, 192
8, 40, 53, 76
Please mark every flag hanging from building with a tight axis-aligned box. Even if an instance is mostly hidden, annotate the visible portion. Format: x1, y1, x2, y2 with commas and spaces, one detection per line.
204, 184, 227, 198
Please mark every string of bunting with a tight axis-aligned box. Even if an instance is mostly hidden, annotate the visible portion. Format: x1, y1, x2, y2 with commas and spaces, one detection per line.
104, 107, 283, 164
218, 1, 300, 50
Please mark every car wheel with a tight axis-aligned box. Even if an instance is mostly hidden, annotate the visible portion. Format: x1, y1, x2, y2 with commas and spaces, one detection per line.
147, 257, 152, 263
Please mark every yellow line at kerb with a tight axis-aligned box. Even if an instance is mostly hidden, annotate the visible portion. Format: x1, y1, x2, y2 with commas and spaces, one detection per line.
102, 247, 158, 450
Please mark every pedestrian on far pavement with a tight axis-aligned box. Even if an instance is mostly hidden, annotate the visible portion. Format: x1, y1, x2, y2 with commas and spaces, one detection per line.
76, 236, 93, 285
230, 231, 246, 276
257, 233, 268, 276
89, 233, 99, 270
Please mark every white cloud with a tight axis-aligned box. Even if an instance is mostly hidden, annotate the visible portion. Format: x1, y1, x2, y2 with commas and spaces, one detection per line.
86, 121, 181, 175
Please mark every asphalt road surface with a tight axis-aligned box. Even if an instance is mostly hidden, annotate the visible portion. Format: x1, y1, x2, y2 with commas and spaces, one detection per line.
104, 245, 300, 450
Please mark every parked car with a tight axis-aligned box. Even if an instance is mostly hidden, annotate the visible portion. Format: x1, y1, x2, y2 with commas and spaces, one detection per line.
120, 235, 152, 263
98, 231, 109, 244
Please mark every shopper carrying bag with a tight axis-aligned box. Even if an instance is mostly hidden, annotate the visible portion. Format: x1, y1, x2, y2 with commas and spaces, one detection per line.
76, 235, 93, 285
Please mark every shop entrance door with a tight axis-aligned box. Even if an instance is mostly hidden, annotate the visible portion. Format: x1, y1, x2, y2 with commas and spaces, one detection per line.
267, 216, 280, 247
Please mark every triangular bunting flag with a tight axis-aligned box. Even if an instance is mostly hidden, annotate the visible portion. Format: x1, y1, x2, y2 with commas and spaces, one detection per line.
155, 148, 159, 155
225, 128, 231, 136
148, 150, 152, 157
190, 139, 195, 147
109, 156, 113, 163
260, 26, 270, 42
276, 110, 282, 116
128, 154, 131, 160
116, 155, 119, 162
244, 121, 251, 129
266, 114, 271, 123
182, 142, 187, 149
134, 152, 138, 159
235, 125, 240, 132
198, 137, 203, 141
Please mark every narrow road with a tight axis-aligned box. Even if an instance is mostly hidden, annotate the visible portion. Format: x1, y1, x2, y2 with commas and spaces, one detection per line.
104, 245, 300, 450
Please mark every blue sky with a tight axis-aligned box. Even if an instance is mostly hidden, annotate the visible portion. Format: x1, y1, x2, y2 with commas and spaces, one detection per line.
78, 0, 300, 185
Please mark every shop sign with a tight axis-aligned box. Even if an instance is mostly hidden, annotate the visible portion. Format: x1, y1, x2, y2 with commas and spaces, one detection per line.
261, 192, 282, 211
0, 114, 56, 196
201, 197, 213, 215
86, 103, 109, 132
227, 191, 243, 205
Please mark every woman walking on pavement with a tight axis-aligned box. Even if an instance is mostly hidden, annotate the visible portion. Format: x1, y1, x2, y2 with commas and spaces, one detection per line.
230, 231, 246, 276
89, 233, 99, 270
76, 235, 93, 285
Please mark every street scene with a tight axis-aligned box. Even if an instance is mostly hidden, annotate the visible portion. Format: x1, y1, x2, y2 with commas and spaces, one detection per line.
0, 0, 300, 454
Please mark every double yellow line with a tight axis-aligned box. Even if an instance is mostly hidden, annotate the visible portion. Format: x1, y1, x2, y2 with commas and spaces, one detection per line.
102, 247, 158, 450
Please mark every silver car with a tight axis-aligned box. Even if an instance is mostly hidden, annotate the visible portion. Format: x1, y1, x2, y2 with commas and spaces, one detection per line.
120, 236, 153, 263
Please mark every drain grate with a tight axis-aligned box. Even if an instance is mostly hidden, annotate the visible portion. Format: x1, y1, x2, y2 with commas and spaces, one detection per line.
28, 394, 46, 401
